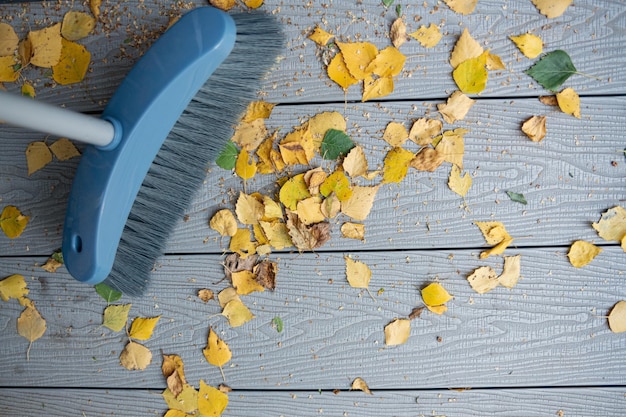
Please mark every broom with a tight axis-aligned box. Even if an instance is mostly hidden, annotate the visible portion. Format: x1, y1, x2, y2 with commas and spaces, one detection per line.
0, 7, 284, 296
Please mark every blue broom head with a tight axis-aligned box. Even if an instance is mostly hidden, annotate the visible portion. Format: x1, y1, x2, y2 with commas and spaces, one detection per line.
103, 10, 284, 295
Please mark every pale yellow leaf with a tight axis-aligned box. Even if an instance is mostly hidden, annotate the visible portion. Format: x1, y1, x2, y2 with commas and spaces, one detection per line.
103, 304, 132, 332
567, 240, 602, 268
231, 119, 267, 151
235, 192, 263, 225
229, 228, 256, 258
343, 146, 368, 178
437, 91, 475, 123
0, 23, 18, 57
262, 195, 283, 220
435, 129, 466, 169
17, 306, 46, 359
345, 256, 371, 289
486, 52, 506, 70
467, 266, 499, 294
608, 301, 626, 333
61, 11, 96, 41
408, 118, 442, 145
521, 115, 547, 142
162, 384, 198, 414
210, 209, 238, 237
296, 196, 326, 225
448, 164, 472, 197
450, 28, 483, 69
29, 24, 63, 68
498, 255, 522, 288
592, 206, 626, 242
475, 221, 511, 245
510, 33, 543, 59
129, 316, 161, 341
351, 377, 372, 394
384, 318, 410, 346
383, 122, 409, 147
556, 87, 581, 118
120, 341, 152, 370
217, 287, 240, 309
341, 222, 365, 240
480, 237, 514, 259
308, 111, 347, 149
259, 221, 293, 250
320, 193, 341, 218
340, 185, 380, 221
531, 0, 572, 18
25, 141, 53, 175
222, 299, 255, 327
409, 23, 442, 48
443, 0, 478, 15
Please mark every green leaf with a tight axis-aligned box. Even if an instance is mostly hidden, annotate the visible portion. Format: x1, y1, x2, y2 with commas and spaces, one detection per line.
271, 316, 283, 333
525, 50, 576, 92
506, 191, 528, 205
396, 4, 402, 16
382, 0, 394, 7
95, 282, 123, 303
215, 141, 239, 170
51, 249, 64, 264
320, 129, 355, 160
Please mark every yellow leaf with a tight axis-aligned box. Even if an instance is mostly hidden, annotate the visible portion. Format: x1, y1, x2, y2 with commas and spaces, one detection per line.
345, 256, 372, 289
29, 23, 63, 68
279, 174, 311, 211
321, 193, 341, 218
232, 270, 265, 295
25, 141, 53, 175
389, 17, 407, 48
383, 122, 409, 147
279, 127, 315, 165
467, 266, 499, 294
119, 341, 152, 370
437, 90, 475, 123
435, 129, 466, 169
449, 28, 483, 69
235, 192, 263, 225
443, 0, 478, 15
164, 410, 189, 417
421, 282, 452, 307
221, 299, 255, 327
0, 274, 29, 302
308, 111, 347, 149
17, 38, 31, 67
255, 133, 283, 174
608, 301, 626, 333
556, 87, 581, 119
17, 306, 46, 359
341, 222, 365, 240
0, 55, 19, 82
408, 118, 442, 145
475, 221, 512, 245
567, 240, 602, 268
510, 33, 543, 59
410, 148, 444, 172
198, 380, 229, 417
521, 115, 547, 142
531, 0, 572, 18
426, 304, 448, 315
103, 304, 132, 332
0, 23, 18, 57
53, 38, 91, 85
129, 316, 161, 341
229, 228, 256, 258
327, 52, 358, 89
210, 209, 238, 237
448, 164, 472, 197
337, 41, 378, 80
592, 206, 626, 242
203, 328, 232, 369
296, 196, 326, 225
362, 75, 394, 102
309, 27, 334, 46
0, 206, 30, 239
217, 287, 240, 308
320, 171, 352, 202
498, 255, 522, 289
90, 0, 102, 20
384, 318, 410, 346
365, 46, 406, 78
260, 221, 293, 250
342, 146, 368, 178
382, 147, 414, 184
340, 185, 379, 221
409, 23, 442, 48
351, 377, 372, 394
162, 384, 198, 414
242, 101, 275, 123
49, 138, 80, 161
231, 119, 268, 151
162, 354, 187, 396
235, 149, 257, 180
61, 11, 96, 41
486, 52, 506, 70
452, 52, 488, 94
244, 0, 263, 8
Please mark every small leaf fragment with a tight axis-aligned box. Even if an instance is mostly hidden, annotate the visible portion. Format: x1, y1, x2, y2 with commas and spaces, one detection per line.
0, 274, 29, 303
198, 289, 215, 303
531, 0, 572, 18
448, 164, 472, 197
498, 255, 522, 288
384, 318, 410, 346
120, 341, 152, 371
443, 0, 478, 15
351, 377, 372, 395
341, 222, 365, 240
409, 24, 442, 48
567, 240, 602, 268
309, 27, 334, 46
506, 191, 528, 205
389, 18, 407, 49
271, 316, 284, 333
592, 206, 626, 242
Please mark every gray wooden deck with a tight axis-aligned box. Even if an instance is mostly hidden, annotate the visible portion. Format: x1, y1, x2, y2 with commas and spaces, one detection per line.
1, 1, 625, 416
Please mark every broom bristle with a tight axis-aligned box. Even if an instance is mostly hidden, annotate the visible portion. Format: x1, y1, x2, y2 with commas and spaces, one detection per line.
103, 11, 284, 296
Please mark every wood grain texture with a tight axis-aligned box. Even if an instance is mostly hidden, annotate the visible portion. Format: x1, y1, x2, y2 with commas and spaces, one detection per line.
2, 97, 623, 255
1, 247, 624, 390
1, 387, 625, 417
0, 0, 624, 110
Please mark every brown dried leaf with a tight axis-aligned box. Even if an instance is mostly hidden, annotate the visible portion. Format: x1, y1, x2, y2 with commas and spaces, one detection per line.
390, 18, 407, 49
254, 260, 277, 290
410, 147, 444, 172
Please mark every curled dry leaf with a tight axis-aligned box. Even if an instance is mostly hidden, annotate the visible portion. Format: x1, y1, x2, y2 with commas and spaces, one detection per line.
390, 18, 407, 49
521, 115, 547, 142
198, 289, 215, 303
384, 318, 410, 346
467, 266, 499, 294
120, 341, 152, 371
438, 91, 475, 123
410, 148, 444, 172
567, 240, 602, 268
498, 255, 522, 288
351, 377, 372, 395
253, 259, 277, 290
592, 206, 626, 243
608, 301, 626, 333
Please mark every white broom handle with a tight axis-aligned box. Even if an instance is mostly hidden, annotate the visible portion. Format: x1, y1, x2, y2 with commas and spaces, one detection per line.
0, 91, 115, 147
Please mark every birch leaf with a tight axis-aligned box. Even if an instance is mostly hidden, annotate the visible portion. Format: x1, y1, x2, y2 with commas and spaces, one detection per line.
235, 192, 263, 225
382, 147, 414, 183
410, 148, 444, 172
390, 18, 407, 49
567, 240, 602, 268
345, 256, 372, 289
309, 111, 347, 149
129, 316, 161, 341
362, 75, 394, 102
279, 174, 311, 211
409, 24, 442, 48
341, 222, 365, 240
448, 164, 472, 197
592, 206, 626, 242
351, 377, 373, 394
556, 87, 581, 118
0, 205, 30, 239
327, 52, 358, 89
443, 0, 478, 15
341, 185, 379, 221
337, 41, 378, 80
365, 46, 405, 78
383, 122, 409, 147
49, 138, 80, 161
309, 27, 334, 46
120, 341, 152, 371
452, 52, 488, 94
320, 171, 352, 202
343, 146, 368, 178
421, 283, 452, 308
0, 55, 19, 82
90, 0, 102, 20
384, 318, 410, 346
525, 50, 576, 92
26, 141, 53, 175
435, 128, 466, 169
229, 228, 256, 258
0, 274, 29, 302
28, 23, 63, 68
198, 380, 229, 417
203, 328, 232, 369
221, 299, 255, 327
231, 119, 267, 151
608, 301, 626, 333
450, 28, 483, 69
321, 129, 355, 160
408, 118, 442, 145
510, 33, 543, 59
244, 0, 264, 9
216, 141, 238, 170
17, 306, 46, 360
209, 209, 238, 237
232, 270, 265, 295
235, 149, 257, 180
242, 101, 275, 123
531, 0, 572, 18
94, 282, 122, 303
498, 255, 522, 288
61, 11, 96, 41
260, 221, 293, 250
521, 115, 547, 142
0, 23, 18, 57
162, 384, 198, 414
437, 91, 475, 123
103, 304, 132, 332
467, 266, 499, 294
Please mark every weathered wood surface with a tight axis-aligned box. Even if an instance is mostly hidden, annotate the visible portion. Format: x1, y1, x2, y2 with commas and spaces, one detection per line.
1, 247, 624, 390
2, 96, 625, 256
1, 387, 626, 417
0, 0, 624, 110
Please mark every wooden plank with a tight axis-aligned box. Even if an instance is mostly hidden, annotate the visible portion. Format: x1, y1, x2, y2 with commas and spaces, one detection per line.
2, 97, 624, 255
0, 0, 624, 110
1, 387, 625, 417
1, 247, 624, 389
